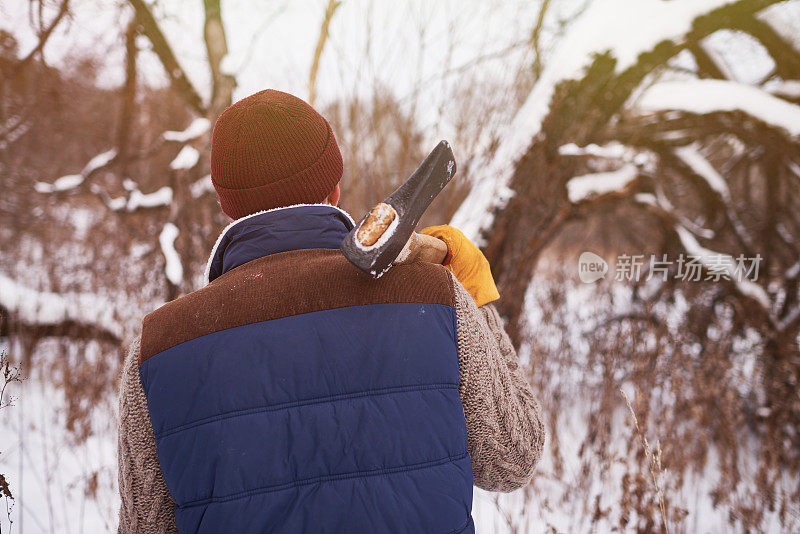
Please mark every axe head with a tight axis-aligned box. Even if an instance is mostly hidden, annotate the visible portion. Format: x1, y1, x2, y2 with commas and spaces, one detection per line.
340, 140, 457, 278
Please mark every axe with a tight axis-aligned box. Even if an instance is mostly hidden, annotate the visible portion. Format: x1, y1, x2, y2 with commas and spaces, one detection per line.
340, 141, 456, 278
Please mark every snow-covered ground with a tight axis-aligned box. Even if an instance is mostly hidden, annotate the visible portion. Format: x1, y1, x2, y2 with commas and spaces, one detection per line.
2, 275, 795, 533
0, 341, 118, 534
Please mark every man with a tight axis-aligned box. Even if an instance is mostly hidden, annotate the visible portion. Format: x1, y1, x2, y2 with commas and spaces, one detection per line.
117, 89, 544, 533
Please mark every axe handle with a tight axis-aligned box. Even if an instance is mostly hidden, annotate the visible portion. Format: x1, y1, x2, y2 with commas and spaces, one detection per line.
396, 232, 448, 266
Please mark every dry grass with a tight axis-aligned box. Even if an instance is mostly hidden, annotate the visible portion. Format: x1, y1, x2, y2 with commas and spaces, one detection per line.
0, 349, 23, 533
621, 387, 669, 533
508, 269, 800, 532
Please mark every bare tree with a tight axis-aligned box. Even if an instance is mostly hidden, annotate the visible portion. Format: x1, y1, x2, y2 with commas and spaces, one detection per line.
457, 0, 800, 529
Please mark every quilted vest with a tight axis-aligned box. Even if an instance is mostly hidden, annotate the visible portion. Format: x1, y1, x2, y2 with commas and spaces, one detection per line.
139, 205, 474, 533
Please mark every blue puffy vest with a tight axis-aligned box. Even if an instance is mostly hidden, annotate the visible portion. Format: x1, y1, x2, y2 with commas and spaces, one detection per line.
138, 205, 474, 533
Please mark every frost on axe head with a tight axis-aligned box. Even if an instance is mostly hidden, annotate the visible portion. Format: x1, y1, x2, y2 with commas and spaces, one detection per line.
340, 141, 457, 278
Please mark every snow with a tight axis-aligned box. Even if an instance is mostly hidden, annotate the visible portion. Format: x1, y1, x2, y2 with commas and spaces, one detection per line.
702, 30, 775, 84
105, 196, 127, 211
779, 303, 800, 332
95, 183, 173, 212
674, 144, 730, 199
560, 142, 629, 159
69, 207, 95, 239
786, 260, 800, 281
634, 192, 658, 207
673, 144, 759, 247
790, 161, 800, 181
491, 277, 799, 533
84, 149, 118, 174
34, 149, 117, 193
451, 0, 737, 242
758, 2, 800, 51
763, 78, 800, 99
124, 186, 173, 211
699, 39, 736, 80
169, 146, 200, 170
190, 174, 214, 198
4, 269, 786, 533
34, 174, 84, 193
219, 53, 241, 77
675, 226, 770, 309
0, 273, 123, 339
559, 142, 656, 171
519, 0, 741, 139
162, 117, 211, 142
566, 165, 638, 203
0, 367, 119, 534
134, 33, 151, 51
159, 223, 184, 285
639, 79, 800, 136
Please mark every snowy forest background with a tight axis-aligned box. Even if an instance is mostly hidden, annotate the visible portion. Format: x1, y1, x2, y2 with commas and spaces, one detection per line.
2, 0, 800, 532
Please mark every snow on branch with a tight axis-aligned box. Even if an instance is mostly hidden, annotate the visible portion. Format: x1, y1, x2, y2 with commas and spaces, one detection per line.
567, 165, 639, 203
673, 144, 757, 248
674, 144, 730, 200
34, 149, 117, 193
634, 190, 715, 239
170, 146, 200, 170
559, 142, 657, 170
190, 174, 214, 198
159, 223, 184, 286
219, 53, 240, 77
697, 40, 736, 80
789, 161, 800, 181
763, 79, 800, 99
675, 226, 771, 309
34, 174, 83, 194
91, 184, 173, 212
451, 0, 738, 242
162, 118, 211, 143
639, 79, 800, 136
121, 187, 173, 211
517, 0, 742, 141
0, 273, 123, 341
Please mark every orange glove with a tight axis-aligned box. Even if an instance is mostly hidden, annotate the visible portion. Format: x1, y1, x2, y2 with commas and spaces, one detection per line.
420, 225, 500, 307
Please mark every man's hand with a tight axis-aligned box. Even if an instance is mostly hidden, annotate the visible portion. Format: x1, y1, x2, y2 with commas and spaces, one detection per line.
420, 225, 500, 307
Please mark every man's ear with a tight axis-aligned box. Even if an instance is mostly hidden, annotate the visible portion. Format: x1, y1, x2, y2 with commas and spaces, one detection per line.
326, 183, 341, 206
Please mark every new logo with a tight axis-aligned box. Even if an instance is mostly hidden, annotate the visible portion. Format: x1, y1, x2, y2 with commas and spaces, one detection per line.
578, 252, 608, 283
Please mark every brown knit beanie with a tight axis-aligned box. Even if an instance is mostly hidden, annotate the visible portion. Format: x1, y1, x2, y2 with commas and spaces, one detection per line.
211, 89, 343, 219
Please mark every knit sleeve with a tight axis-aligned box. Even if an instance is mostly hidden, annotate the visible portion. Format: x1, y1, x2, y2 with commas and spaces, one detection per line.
117, 338, 178, 533
449, 271, 546, 492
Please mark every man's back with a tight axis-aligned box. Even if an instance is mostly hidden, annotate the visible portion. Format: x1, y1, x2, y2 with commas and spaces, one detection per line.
138, 238, 473, 532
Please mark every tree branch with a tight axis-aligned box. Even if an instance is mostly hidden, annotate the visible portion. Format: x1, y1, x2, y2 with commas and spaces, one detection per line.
689, 42, 729, 80
308, 0, 340, 106
0, 308, 121, 345
203, 0, 235, 118
9, 0, 70, 78
128, 0, 206, 115
117, 17, 138, 176
529, 0, 551, 79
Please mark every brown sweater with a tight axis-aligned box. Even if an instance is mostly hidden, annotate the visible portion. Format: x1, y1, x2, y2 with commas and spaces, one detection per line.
117, 271, 545, 532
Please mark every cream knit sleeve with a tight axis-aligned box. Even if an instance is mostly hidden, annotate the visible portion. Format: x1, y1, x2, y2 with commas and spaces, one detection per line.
117, 338, 178, 533
449, 271, 546, 492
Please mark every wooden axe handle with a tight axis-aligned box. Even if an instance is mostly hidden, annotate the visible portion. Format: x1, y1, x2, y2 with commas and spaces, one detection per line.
395, 232, 448, 266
